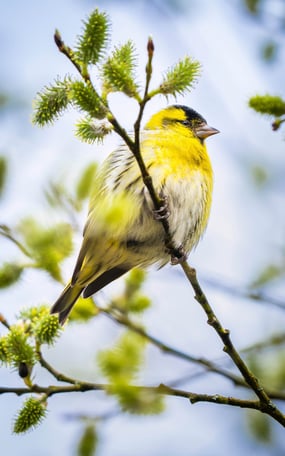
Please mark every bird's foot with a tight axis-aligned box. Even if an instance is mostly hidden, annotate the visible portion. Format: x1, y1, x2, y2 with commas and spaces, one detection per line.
153, 193, 170, 221
170, 244, 188, 265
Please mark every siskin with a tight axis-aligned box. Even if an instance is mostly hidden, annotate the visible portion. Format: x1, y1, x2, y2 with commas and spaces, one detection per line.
51, 105, 219, 324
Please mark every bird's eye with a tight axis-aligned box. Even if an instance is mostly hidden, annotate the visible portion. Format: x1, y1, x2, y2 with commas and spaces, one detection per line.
181, 120, 191, 126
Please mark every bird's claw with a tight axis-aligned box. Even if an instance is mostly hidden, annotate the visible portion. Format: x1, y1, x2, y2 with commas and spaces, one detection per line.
153, 193, 170, 221
170, 244, 188, 265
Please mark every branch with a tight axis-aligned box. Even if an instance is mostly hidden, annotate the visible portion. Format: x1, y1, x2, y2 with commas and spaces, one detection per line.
99, 305, 247, 388
0, 381, 274, 415
180, 263, 285, 426
0, 225, 32, 258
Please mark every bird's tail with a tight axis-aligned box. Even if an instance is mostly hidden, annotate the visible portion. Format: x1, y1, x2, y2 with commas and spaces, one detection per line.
50, 283, 83, 325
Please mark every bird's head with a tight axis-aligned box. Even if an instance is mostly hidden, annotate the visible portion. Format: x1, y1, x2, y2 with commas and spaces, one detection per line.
145, 105, 219, 141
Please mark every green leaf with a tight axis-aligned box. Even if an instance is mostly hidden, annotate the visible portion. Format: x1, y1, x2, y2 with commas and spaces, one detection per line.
32, 77, 72, 126
13, 397, 47, 434
0, 156, 7, 197
77, 425, 98, 456
75, 117, 113, 144
69, 81, 107, 119
0, 262, 23, 288
102, 41, 139, 97
76, 9, 110, 65
249, 95, 285, 117
76, 163, 98, 202
159, 56, 201, 97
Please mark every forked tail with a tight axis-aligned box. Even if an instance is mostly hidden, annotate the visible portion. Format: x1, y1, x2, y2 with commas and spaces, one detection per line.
50, 284, 83, 325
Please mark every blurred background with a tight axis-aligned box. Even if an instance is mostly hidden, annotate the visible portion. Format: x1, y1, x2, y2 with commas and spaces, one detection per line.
1, 0, 285, 455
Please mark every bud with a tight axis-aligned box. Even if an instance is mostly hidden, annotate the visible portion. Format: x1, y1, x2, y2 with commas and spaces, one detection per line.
147, 37, 154, 56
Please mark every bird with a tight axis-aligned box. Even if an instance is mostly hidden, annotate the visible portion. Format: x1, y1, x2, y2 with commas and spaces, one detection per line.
51, 105, 219, 324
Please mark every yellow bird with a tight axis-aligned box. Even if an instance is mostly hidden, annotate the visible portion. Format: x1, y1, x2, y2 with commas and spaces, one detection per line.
51, 105, 219, 324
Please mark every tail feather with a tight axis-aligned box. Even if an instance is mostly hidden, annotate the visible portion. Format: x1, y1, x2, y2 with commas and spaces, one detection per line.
50, 284, 83, 325
83, 266, 128, 298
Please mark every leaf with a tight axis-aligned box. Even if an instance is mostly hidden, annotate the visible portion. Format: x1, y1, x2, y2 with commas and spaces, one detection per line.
76, 9, 110, 65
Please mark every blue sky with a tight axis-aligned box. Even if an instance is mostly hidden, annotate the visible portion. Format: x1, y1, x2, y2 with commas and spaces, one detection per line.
1, 1, 285, 455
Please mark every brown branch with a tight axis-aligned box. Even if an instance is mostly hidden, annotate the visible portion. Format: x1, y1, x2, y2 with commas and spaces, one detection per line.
179, 263, 285, 426
0, 381, 272, 415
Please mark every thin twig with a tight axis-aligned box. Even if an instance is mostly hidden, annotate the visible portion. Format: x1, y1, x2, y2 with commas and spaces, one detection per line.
204, 275, 285, 311
36, 347, 78, 385
100, 305, 247, 388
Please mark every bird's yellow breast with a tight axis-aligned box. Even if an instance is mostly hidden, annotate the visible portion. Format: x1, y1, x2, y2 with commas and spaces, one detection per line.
141, 126, 213, 181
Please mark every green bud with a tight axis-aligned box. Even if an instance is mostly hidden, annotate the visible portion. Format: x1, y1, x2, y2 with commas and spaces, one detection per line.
18, 218, 73, 281
102, 41, 139, 98
68, 297, 99, 323
0, 262, 23, 288
98, 332, 145, 382
127, 294, 151, 313
0, 156, 7, 197
247, 410, 272, 443
76, 9, 110, 65
69, 81, 107, 119
75, 118, 113, 144
13, 397, 47, 434
0, 337, 8, 364
5, 324, 35, 367
33, 312, 61, 345
159, 56, 201, 97
110, 382, 165, 415
77, 425, 98, 456
125, 268, 146, 290
32, 77, 71, 126
249, 95, 285, 117
76, 163, 98, 201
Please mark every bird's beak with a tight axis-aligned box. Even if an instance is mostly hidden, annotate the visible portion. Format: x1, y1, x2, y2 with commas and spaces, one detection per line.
196, 123, 220, 139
